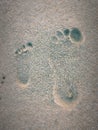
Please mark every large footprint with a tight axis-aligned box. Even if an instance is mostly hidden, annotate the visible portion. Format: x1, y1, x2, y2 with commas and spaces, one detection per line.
49, 27, 83, 110
15, 42, 33, 88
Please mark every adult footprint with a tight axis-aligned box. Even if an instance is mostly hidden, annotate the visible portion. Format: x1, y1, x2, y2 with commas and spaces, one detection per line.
15, 42, 33, 88
49, 28, 81, 110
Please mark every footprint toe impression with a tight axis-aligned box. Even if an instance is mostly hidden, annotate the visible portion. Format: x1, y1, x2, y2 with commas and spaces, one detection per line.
70, 27, 83, 43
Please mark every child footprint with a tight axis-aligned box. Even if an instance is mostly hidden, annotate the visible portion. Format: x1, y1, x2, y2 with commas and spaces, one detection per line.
15, 42, 33, 88
49, 27, 83, 110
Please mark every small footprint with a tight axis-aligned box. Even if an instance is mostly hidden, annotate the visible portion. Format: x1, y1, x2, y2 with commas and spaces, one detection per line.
15, 42, 33, 88
49, 27, 83, 110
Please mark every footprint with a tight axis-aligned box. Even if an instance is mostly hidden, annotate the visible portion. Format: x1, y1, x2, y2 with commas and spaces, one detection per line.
49, 28, 82, 110
15, 42, 33, 88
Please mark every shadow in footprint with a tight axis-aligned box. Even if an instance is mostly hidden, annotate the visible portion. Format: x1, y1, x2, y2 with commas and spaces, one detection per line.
53, 79, 79, 111
57, 81, 78, 103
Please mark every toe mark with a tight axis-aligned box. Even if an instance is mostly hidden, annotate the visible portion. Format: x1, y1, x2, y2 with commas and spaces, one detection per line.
70, 28, 82, 42
51, 36, 58, 42
56, 31, 64, 38
63, 29, 70, 36
27, 42, 33, 47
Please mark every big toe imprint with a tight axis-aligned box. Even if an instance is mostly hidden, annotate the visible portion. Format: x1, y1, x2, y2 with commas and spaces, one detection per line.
70, 27, 83, 43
